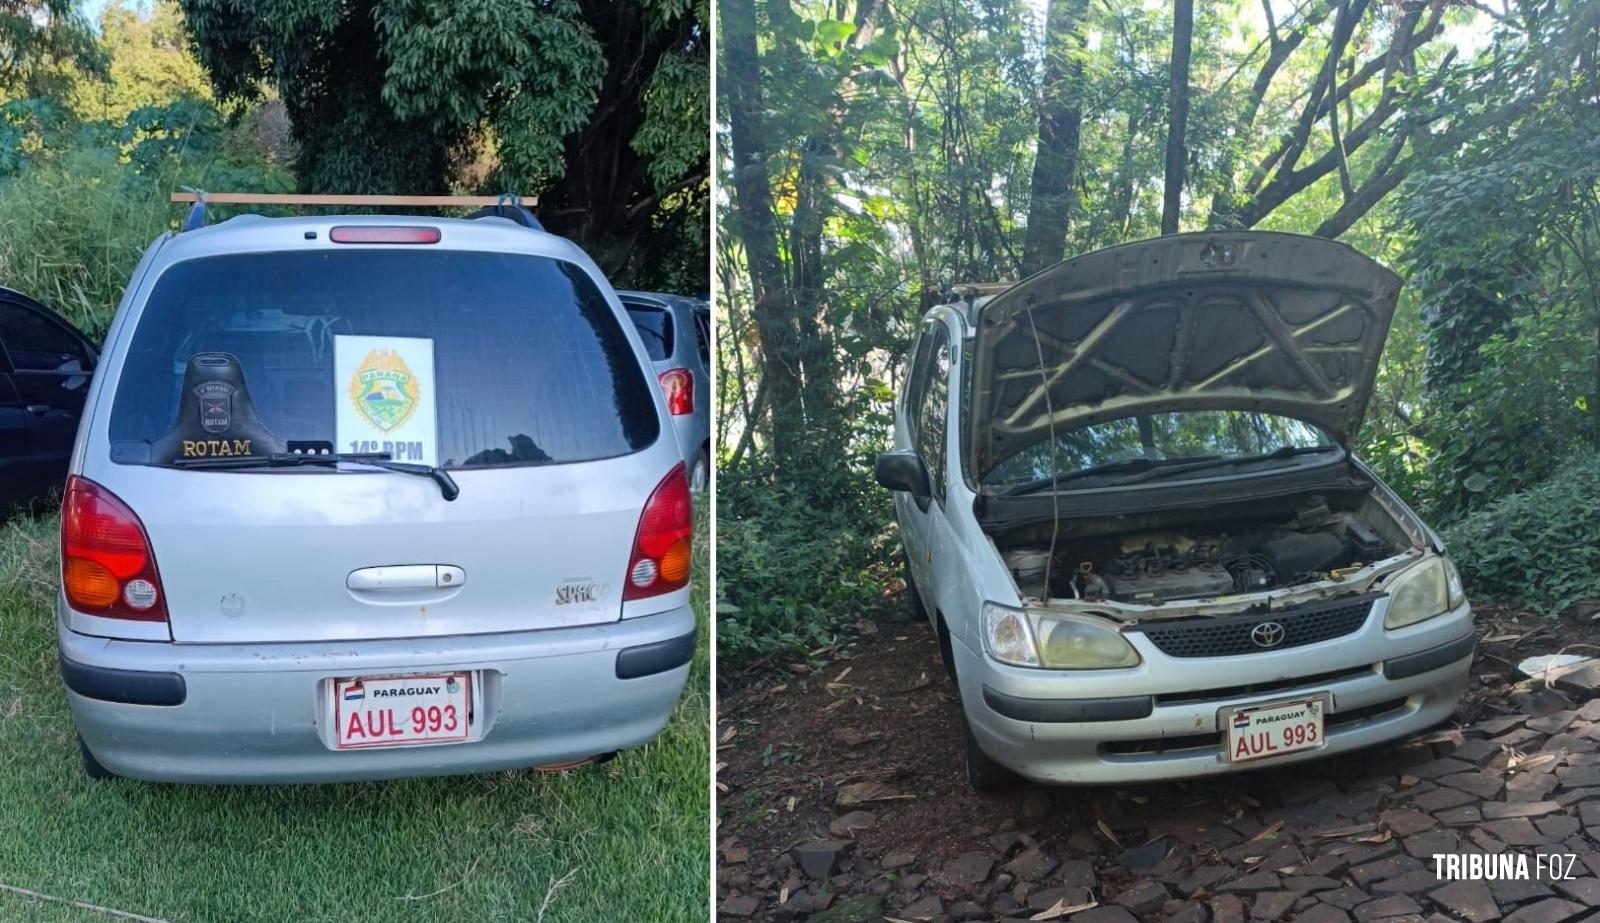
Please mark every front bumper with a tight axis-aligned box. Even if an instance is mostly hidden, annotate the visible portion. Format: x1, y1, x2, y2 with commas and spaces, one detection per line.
959, 598, 1473, 785
58, 606, 695, 784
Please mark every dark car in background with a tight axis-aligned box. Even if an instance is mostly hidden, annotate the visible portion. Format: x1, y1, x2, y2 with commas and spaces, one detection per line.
0, 287, 98, 515
620, 291, 711, 493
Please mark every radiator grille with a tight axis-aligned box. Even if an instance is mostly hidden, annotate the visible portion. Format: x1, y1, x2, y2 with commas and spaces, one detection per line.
1133, 594, 1380, 658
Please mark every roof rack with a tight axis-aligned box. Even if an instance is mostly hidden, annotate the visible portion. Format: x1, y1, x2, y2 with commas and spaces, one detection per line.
171, 191, 542, 233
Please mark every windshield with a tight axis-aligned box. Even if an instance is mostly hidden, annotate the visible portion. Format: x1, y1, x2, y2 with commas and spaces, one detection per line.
983, 410, 1335, 487
109, 249, 658, 469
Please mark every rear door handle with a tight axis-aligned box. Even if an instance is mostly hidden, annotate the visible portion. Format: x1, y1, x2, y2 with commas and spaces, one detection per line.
24, 404, 49, 415
347, 565, 465, 591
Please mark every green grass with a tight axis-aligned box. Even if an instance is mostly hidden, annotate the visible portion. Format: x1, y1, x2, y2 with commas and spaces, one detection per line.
0, 505, 709, 923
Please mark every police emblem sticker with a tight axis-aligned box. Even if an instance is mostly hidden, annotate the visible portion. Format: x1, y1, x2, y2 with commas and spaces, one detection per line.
334, 335, 438, 465
195, 381, 234, 434
348, 349, 420, 433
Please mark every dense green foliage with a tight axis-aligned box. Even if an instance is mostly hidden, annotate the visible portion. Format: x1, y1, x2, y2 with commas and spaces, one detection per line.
1, 6, 292, 337
1443, 452, 1600, 614
718, 0, 1600, 663
178, 0, 708, 290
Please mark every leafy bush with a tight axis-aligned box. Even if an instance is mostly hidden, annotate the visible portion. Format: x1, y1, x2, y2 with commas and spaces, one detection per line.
716, 453, 902, 665
0, 100, 292, 338
1442, 451, 1600, 614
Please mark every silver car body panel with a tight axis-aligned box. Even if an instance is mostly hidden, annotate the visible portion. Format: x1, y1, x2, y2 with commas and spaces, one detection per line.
58, 214, 693, 782
893, 296, 1470, 785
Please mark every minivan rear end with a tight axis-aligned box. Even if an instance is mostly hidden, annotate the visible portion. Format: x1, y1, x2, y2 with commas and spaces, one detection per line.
57, 215, 696, 783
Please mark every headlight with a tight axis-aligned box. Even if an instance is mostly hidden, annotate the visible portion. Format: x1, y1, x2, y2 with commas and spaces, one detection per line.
1384, 556, 1461, 629
982, 602, 1039, 666
982, 602, 1140, 669
1035, 613, 1142, 669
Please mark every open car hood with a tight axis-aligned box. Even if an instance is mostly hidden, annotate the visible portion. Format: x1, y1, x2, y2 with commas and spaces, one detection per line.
968, 232, 1401, 477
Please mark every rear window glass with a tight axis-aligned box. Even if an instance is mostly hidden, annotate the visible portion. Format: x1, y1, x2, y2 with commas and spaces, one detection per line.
109, 250, 658, 468
626, 304, 674, 361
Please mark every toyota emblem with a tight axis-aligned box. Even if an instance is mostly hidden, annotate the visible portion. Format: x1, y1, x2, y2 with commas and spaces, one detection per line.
1250, 621, 1286, 648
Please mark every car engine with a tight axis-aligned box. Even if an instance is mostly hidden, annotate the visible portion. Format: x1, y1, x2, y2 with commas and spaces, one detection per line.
1004, 504, 1393, 604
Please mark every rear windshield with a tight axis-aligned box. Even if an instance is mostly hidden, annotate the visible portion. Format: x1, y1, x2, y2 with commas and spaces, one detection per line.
109, 249, 659, 468
625, 304, 674, 361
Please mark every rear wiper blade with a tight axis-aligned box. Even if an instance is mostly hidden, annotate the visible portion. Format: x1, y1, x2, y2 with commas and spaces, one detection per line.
1000, 456, 1219, 496
171, 452, 460, 501
1117, 444, 1342, 485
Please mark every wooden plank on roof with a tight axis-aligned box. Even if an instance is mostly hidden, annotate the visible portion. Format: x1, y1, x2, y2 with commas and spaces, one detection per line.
169, 193, 535, 207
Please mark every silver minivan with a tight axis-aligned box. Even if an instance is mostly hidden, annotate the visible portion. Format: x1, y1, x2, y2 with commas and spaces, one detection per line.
877, 232, 1473, 790
57, 209, 695, 783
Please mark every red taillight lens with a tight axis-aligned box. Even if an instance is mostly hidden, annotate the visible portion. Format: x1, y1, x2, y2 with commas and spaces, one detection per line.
623, 464, 693, 600
658, 368, 694, 416
328, 226, 441, 244
61, 476, 168, 622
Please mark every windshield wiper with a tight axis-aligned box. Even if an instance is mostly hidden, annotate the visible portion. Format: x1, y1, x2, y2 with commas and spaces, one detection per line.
1000, 455, 1220, 496
1116, 444, 1342, 485
171, 452, 460, 501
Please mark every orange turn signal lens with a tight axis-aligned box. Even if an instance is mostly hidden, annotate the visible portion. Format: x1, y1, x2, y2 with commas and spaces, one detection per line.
659, 537, 692, 584
64, 557, 120, 608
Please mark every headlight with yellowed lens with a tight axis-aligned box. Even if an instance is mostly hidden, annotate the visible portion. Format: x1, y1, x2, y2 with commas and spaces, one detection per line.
1384, 556, 1457, 629
1035, 614, 1142, 669
982, 602, 1039, 666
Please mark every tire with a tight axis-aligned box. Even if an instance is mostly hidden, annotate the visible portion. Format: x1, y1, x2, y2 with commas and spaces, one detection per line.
962, 714, 1018, 793
78, 736, 118, 781
903, 556, 929, 622
933, 613, 957, 684
688, 449, 709, 495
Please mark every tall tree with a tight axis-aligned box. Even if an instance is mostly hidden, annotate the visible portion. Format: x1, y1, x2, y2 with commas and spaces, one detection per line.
1161, 0, 1193, 235
1020, 0, 1089, 274
1209, 0, 1449, 234
0, 0, 103, 101
720, 0, 803, 464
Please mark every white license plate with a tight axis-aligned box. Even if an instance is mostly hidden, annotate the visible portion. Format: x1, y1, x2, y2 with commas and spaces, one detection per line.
1225, 696, 1326, 763
332, 673, 473, 750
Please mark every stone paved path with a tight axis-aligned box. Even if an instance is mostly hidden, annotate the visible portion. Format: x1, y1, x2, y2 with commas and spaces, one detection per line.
717, 618, 1600, 923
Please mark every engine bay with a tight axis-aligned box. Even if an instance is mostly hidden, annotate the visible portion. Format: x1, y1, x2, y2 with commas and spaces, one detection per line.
1001, 495, 1400, 604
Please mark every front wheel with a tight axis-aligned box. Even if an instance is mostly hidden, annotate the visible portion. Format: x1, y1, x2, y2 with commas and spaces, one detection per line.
903, 556, 929, 622
962, 713, 1018, 793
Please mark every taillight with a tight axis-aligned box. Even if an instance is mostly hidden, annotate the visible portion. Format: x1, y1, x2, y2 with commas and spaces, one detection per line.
658, 368, 694, 416
61, 476, 168, 622
623, 465, 693, 600
329, 226, 441, 244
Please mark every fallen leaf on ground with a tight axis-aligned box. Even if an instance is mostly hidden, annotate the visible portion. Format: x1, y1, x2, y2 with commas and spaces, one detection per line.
1315, 822, 1378, 839
1096, 819, 1121, 848
1032, 898, 1098, 920
1247, 820, 1285, 843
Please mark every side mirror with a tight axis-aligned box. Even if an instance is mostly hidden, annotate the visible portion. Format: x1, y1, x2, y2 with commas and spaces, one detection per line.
876, 450, 930, 499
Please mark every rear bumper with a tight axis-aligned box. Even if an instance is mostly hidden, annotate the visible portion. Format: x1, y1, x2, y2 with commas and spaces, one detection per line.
58, 606, 695, 784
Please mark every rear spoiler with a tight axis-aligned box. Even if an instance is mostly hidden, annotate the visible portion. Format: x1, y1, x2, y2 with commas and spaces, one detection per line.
169, 191, 542, 233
